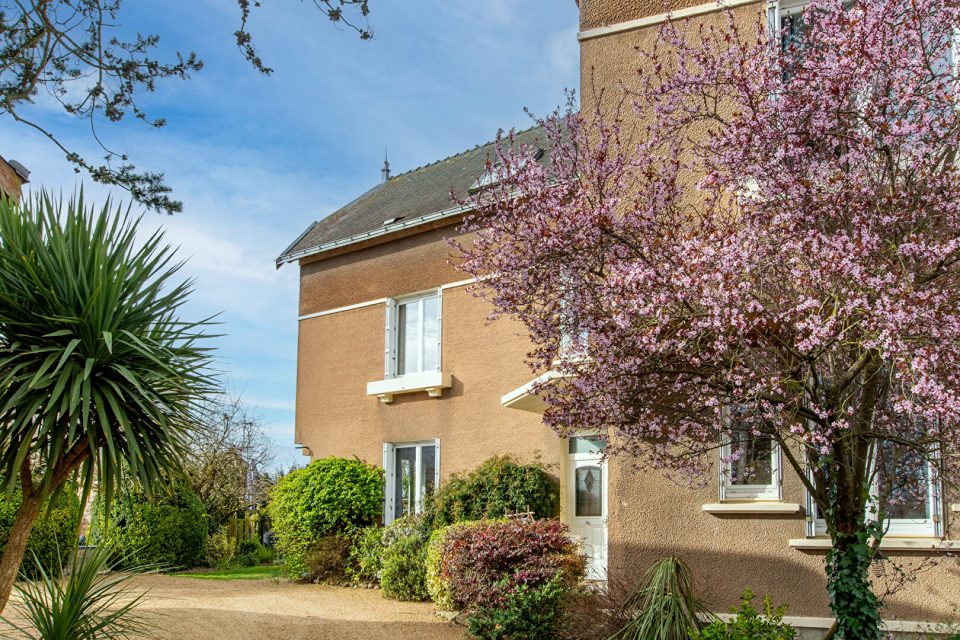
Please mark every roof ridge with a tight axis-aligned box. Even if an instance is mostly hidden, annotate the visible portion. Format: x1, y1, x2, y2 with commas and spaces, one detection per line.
384, 122, 545, 182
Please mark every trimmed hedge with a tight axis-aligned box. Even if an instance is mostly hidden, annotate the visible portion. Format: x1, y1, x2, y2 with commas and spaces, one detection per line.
91, 480, 207, 569
0, 487, 82, 579
267, 457, 384, 579
426, 456, 559, 529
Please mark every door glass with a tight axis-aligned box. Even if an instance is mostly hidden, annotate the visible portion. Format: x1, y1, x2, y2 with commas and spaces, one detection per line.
397, 302, 420, 375
395, 447, 417, 518
575, 466, 603, 517
421, 445, 437, 501
569, 436, 607, 455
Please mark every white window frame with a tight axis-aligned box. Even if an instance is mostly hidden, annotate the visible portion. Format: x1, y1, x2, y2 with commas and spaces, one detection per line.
766, 0, 808, 42
383, 439, 441, 524
719, 432, 783, 502
806, 457, 942, 538
385, 289, 442, 379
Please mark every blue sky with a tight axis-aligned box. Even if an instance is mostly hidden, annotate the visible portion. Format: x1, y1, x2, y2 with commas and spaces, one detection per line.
0, 0, 580, 470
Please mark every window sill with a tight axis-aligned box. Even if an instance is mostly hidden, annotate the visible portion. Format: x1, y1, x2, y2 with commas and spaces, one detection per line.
789, 538, 959, 552
703, 502, 801, 515
367, 371, 452, 404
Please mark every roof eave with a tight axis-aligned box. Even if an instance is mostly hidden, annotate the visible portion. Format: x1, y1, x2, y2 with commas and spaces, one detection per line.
275, 201, 473, 267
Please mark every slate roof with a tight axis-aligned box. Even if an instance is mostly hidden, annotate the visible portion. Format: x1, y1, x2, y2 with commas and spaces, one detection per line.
277, 125, 548, 265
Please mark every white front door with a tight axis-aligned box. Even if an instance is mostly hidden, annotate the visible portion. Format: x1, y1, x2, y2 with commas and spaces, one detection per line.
567, 436, 608, 581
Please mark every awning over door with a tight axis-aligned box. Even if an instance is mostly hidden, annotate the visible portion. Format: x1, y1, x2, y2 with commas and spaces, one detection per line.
500, 370, 563, 414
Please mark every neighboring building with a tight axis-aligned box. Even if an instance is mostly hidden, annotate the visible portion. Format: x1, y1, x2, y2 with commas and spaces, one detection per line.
280, 0, 960, 634
0, 156, 29, 202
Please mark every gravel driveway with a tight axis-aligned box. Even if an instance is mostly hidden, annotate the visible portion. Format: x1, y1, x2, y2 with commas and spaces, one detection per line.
7, 574, 465, 640
138, 575, 465, 640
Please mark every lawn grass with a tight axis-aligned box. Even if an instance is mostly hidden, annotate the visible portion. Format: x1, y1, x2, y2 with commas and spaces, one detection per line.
171, 565, 286, 580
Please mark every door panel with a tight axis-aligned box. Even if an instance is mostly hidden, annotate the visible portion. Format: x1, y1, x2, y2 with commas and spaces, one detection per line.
568, 450, 608, 581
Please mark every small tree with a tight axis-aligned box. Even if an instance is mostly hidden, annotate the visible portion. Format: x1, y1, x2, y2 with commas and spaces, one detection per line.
185, 395, 274, 532
458, 2, 960, 637
0, 193, 214, 611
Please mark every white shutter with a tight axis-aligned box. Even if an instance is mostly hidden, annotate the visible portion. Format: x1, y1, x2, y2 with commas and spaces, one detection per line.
766, 1, 780, 40
384, 299, 397, 379
434, 438, 441, 489
382, 443, 396, 524
435, 288, 443, 372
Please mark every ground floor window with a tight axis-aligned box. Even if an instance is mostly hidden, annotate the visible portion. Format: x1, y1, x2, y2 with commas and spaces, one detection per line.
383, 440, 439, 524
807, 443, 941, 538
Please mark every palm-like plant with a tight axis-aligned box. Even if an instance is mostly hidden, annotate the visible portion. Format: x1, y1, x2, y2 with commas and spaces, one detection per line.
609, 556, 714, 640
1, 545, 154, 640
0, 193, 214, 611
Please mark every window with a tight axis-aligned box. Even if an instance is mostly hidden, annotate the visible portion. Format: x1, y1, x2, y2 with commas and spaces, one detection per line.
806, 442, 942, 538
386, 290, 441, 378
719, 407, 781, 501
721, 431, 782, 501
767, 0, 807, 52
383, 440, 440, 524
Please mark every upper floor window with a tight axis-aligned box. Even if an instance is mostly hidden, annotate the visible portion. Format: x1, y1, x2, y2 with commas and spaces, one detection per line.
386, 290, 441, 378
767, 0, 808, 53
720, 408, 782, 501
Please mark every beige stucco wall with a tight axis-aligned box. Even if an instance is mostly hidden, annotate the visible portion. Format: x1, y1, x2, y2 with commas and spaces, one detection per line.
298, 226, 465, 316
581, 0, 960, 625
295, 227, 562, 483
580, 0, 708, 30
609, 460, 960, 624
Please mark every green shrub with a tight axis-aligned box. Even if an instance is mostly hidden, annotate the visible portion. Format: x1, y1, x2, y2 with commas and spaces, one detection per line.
267, 457, 384, 579
254, 543, 275, 565
205, 526, 234, 569
427, 456, 559, 528
0, 487, 82, 579
691, 590, 795, 640
91, 479, 208, 570
347, 525, 384, 583
303, 535, 351, 582
381, 533, 429, 601
468, 575, 566, 640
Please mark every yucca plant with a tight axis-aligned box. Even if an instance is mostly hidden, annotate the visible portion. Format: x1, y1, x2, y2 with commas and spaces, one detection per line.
608, 556, 714, 640
0, 192, 215, 611
1, 544, 154, 639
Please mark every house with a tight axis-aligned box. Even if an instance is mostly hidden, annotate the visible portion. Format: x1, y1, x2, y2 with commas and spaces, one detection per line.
279, 0, 960, 634
0, 156, 29, 202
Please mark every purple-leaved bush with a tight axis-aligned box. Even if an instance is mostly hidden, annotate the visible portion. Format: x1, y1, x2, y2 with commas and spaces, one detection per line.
440, 519, 584, 610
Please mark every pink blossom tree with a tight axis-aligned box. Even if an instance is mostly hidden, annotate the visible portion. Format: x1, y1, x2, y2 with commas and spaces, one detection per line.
457, 2, 960, 637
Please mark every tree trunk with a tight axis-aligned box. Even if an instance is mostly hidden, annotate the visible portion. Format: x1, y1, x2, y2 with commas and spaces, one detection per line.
0, 490, 44, 613
825, 531, 882, 640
